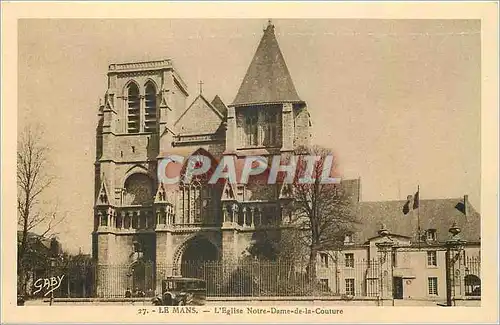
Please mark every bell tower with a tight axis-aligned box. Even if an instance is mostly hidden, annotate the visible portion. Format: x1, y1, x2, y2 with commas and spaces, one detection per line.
93, 59, 189, 296
227, 21, 310, 155
219, 20, 312, 264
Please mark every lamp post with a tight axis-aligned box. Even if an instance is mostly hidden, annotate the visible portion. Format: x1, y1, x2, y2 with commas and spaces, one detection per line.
375, 224, 395, 306
445, 222, 467, 307
48, 238, 61, 306
49, 257, 56, 306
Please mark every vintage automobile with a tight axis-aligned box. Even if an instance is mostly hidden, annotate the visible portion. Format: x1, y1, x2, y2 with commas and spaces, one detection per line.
152, 277, 207, 306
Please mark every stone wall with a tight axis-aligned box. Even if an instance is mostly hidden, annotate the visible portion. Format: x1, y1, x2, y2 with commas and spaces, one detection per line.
293, 105, 310, 148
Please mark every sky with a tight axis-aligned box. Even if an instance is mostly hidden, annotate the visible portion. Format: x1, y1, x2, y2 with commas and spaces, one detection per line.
17, 19, 481, 254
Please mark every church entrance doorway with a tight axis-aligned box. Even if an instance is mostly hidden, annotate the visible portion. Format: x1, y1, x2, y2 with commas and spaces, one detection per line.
180, 236, 218, 279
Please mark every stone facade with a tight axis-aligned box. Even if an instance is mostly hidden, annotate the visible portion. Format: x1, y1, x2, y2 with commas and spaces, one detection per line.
92, 22, 312, 295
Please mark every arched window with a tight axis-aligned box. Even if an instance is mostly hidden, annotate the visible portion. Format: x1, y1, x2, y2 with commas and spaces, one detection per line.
144, 83, 157, 133
176, 154, 219, 225
123, 173, 154, 205
179, 179, 216, 225
244, 110, 258, 147
262, 106, 281, 147
127, 83, 140, 133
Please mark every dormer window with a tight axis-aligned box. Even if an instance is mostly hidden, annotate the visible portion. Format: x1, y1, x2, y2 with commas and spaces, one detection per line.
344, 233, 354, 245
426, 229, 437, 241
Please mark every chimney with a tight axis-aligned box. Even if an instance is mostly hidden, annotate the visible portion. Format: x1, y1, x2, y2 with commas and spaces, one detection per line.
463, 195, 469, 216
378, 223, 389, 237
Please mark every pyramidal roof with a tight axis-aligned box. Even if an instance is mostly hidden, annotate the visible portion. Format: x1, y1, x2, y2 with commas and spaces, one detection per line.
231, 22, 303, 107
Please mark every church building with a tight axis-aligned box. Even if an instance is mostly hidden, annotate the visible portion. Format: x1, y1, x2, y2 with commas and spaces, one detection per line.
92, 21, 312, 295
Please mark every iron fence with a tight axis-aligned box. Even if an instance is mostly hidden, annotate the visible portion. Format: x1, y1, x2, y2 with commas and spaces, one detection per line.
27, 259, 388, 299
23, 256, 481, 300
462, 256, 481, 297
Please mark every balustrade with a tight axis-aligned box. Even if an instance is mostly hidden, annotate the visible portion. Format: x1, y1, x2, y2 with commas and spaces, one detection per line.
96, 208, 156, 231
98, 201, 287, 232
222, 202, 283, 228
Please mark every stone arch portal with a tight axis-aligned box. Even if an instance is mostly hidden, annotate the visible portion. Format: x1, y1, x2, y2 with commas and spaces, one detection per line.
174, 236, 219, 279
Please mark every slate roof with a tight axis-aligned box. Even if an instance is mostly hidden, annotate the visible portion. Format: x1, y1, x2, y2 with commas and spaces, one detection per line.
354, 198, 480, 244
211, 95, 228, 117
174, 94, 225, 136
334, 179, 480, 245
175, 94, 224, 125
231, 22, 303, 107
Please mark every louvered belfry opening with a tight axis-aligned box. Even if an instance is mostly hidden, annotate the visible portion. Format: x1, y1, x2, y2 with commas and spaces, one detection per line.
127, 83, 140, 133
144, 82, 157, 133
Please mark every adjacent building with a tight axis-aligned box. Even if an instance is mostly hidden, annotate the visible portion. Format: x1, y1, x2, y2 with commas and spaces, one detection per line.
316, 190, 481, 302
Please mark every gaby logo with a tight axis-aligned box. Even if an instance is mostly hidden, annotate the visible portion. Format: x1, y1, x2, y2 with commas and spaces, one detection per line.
32, 275, 65, 297
157, 154, 341, 185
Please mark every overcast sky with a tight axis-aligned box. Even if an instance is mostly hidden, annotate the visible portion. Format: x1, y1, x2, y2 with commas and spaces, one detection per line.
18, 19, 481, 254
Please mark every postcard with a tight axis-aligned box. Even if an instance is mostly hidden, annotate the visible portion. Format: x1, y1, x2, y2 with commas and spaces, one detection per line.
1, 1, 498, 324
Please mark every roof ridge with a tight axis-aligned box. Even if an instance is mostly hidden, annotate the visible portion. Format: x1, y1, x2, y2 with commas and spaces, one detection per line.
360, 197, 466, 204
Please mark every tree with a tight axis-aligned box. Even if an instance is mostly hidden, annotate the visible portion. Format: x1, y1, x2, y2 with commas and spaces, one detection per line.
17, 125, 65, 294
287, 145, 359, 283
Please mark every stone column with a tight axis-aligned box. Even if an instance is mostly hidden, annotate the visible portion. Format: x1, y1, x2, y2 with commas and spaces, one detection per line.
222, 204, 227, 223
156, 209, 161, 227
225, 106, 237, 153
118, 211, 125, 229
258, 109, 265, 146
376, 225, 395, 305
170, 205, 175, 224
165, 206, 170, 225
139, 94, 145, 132
281, 103, 294, 152
232, 203, 239, 225
445, 223, 467, 306
250, 207, 255, 228
97, 211, 103, 228
242, 207, 248, 227
106, 209, 111, 228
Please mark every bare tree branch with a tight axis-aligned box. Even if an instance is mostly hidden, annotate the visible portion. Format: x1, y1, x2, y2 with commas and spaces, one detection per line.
279, 145, 360, 283
17, 124, 64, 295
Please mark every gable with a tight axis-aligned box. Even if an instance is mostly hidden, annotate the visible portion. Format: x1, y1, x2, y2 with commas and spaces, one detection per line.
175, 95, 224, 135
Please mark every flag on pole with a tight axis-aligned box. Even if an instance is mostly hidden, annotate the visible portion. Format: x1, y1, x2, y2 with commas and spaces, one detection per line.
413, 188, 420, 210
403, 195, 412, 215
